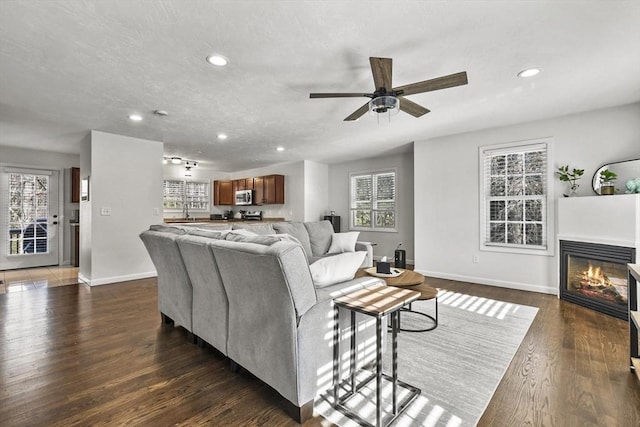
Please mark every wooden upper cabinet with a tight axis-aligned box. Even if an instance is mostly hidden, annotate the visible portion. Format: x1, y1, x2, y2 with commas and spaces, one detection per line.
215, 175, 284, 206
263, 174, 285, 205
71, 167, 80, 203
213, 180, 234, 205
253, 176, 264, 205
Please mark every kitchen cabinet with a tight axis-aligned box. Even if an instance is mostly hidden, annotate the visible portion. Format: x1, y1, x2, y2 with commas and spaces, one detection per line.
71, 224, 79, 267
254, 176, 264, 205
216, 175, 284, 206
262, 174, 285, 205
213, 180, 234, 205
71, 167, 80, 203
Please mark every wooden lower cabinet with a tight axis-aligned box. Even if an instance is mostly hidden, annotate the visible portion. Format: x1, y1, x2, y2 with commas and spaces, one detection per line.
213, 180, 234, 205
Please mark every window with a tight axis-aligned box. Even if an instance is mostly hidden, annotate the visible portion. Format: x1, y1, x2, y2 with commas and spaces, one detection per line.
480, 140, 552, 255
350, 170, 397, 232
163, 180, 209, 211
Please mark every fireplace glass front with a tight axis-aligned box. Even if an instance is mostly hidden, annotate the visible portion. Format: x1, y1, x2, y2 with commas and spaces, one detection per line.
560, 240, 635, 320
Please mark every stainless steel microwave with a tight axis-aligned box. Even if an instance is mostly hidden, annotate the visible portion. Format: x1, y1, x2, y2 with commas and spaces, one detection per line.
235, 189, 253, 205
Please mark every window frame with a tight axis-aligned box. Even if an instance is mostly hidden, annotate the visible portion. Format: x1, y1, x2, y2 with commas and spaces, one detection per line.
479, 138, 555, 256
349, 168, 398, 233
163, 179, 210, 211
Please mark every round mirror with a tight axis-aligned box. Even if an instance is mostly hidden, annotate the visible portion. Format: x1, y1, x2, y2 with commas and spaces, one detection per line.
592, 158, 640, 195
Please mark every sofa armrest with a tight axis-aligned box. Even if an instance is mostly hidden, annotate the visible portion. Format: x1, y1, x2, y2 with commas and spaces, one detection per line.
355, 241, 374, 268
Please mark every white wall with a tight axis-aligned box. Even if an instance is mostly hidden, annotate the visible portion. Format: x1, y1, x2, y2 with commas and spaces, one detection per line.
0, 145, 80, 265
414, 102, 640, 294
328, 151, 414, 262
79, 130, 163, 286
303, 160, 329, 222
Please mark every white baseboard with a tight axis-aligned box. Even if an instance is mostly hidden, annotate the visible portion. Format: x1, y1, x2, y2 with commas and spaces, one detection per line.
414, 269, 557, 295
79, 271, 157, 287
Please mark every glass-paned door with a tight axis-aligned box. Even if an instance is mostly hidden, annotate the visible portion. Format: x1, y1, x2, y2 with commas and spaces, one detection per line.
0, 168, 60, 270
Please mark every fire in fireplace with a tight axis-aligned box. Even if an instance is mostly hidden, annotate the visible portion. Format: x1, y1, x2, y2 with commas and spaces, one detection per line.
560, 240, 635, 320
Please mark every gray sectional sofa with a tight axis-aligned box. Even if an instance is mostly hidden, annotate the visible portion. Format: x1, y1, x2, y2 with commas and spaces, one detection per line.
140, 220, 383, 423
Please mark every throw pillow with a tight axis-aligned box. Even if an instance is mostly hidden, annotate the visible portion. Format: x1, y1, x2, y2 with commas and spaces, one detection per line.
309, 251, 366, 288
304, 220, 335, 256
327, 231, 360, 254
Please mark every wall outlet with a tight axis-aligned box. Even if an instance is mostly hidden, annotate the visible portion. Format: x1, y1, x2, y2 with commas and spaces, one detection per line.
472, 254, 480, 263
100, 207, 111, 216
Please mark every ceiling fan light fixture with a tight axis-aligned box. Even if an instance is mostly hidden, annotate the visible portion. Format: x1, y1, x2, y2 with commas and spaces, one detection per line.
368, 95, 400, 115
170, 157, 182, 164
518, 68, 541, 78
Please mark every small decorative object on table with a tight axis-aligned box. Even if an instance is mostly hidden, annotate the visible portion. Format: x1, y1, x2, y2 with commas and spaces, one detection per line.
556, 165, 584, 197
599, 169, 617, 195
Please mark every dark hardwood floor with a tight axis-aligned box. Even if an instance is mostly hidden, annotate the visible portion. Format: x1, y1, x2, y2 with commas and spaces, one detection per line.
0, 277, 638, 426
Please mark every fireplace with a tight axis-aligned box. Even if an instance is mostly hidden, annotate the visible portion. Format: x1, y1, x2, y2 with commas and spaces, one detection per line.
560, 240, 635, 320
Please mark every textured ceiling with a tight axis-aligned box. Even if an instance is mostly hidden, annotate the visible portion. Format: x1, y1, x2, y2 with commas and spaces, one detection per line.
1, 1, 639, 171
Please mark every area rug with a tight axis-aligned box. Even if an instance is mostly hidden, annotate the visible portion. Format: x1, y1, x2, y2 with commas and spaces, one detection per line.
315, 289, 538, 427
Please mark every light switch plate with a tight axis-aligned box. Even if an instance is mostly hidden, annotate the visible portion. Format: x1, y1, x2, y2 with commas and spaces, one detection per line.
100, 207, 111, 216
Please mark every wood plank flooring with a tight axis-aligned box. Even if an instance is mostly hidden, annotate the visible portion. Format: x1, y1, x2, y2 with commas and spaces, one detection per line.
0, 277, 638, 426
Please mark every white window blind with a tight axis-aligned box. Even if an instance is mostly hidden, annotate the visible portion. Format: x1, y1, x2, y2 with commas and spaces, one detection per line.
350, 170, 397, 231
163, 180, 210, 211
480, 141, 549, 252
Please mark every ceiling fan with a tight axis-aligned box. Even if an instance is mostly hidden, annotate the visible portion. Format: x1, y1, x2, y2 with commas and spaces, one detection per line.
310, 57, 468, 121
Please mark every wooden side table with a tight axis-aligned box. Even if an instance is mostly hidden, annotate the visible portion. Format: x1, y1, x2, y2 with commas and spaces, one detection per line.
332, 284, 421, 427
355, 268, 439, 332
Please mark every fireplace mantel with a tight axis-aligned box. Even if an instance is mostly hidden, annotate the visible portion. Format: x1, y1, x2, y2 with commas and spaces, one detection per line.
557, 194, 640, 255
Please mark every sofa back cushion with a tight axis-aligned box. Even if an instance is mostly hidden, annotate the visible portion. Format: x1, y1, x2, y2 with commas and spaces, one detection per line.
304, 220, 335, 256
272, 222, 313, 258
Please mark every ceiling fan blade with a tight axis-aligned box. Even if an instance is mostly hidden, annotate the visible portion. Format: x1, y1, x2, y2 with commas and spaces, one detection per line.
344, 102, 370, 121
370, 57, 393, 91
310, 93, 371, 98
398, 97, 430, 117
394, 71, 468, 96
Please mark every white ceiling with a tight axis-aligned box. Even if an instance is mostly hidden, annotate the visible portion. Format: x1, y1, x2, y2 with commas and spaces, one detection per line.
1, 1, 639, 172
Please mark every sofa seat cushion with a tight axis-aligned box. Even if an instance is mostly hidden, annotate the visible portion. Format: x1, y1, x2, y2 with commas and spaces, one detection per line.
309, 251, 366, 288
273, 222, 313, 258
304, 220, 334, 256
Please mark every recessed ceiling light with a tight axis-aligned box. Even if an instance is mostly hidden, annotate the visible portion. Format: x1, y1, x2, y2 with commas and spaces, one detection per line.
276, 147, 285, 152
217, 133, 228, 140
206, 55, 229, 67
518, 68, 541, 78
128, 114, 143, 121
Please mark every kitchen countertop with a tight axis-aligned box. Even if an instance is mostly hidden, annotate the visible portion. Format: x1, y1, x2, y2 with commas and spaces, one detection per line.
164, 217, 285, 224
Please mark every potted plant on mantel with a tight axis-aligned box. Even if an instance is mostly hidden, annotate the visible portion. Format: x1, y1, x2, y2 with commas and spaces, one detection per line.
599, 169, 618, 195
557, 165, 584, 197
